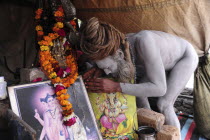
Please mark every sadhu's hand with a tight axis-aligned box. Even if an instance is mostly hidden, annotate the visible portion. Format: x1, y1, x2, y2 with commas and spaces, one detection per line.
82, 67, 104, 81
85, 78, 122, 93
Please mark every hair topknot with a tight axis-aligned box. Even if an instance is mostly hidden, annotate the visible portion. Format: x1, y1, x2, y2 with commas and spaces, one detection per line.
80, 17, 125, 60
84, 17, 99, 40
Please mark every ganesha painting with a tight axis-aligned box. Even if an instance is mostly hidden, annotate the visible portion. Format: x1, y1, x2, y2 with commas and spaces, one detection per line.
88, 92, 138, 140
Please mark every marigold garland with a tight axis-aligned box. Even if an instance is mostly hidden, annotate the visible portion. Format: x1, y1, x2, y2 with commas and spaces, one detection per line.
35, 5, 79, 125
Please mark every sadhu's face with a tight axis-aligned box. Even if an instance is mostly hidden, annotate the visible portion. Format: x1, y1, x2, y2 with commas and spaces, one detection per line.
95, 55, 118, 76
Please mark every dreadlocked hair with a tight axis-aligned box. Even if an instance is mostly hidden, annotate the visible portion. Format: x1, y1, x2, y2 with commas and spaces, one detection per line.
80, 17, 126, 60
80, 17, 135, 82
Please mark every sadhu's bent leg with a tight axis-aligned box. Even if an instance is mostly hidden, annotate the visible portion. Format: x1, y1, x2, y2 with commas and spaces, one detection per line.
157, 45, 198, 130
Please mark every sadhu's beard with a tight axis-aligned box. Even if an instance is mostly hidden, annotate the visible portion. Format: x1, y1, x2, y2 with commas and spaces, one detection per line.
114, 59, 135, 83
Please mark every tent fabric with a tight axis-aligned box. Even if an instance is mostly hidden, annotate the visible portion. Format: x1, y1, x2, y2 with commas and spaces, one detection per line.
0, 3, 36, 56
193, 54, 210, 139
72, 0, 210, 56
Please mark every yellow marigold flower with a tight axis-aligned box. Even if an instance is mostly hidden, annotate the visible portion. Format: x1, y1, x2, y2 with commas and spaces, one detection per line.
43, 36, 52, 42
47, 68, 54, 73
56, 90, 62, 96
40, 57, 45, 62
52, 77, 61, 84
35, 15, 41, 19
62, 105, 72, 111
64, 104, 72, 110
62, 82, 68, 87
59, 89, 67, 95
38, 40, 49, 46
40, 46, 49, 51
56, 94, 65, 101
69, 79, 75, 84
42, 60, 50, 66
52, 27, 59, 32
49, 72, 57, 79
60, 100, 69, 106
36, 25, 43, 31
54, 33, 59, 38
57, 94, 69, 101
35, 8, 43, 15
37, 31, 44, 36
44, 65, 52, 71
64, 94, 70, 99
49, 42, 53, 46
56, 22, 64, 28
48, 33, 54, 38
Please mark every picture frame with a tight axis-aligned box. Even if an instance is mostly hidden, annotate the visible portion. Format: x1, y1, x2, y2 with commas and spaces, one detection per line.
8, 76, 102, 140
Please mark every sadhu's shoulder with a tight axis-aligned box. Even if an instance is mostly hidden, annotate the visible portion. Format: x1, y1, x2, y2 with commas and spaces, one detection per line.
134, 30, 185, 41
131, 30, 160, 40
135, 30, 172, 37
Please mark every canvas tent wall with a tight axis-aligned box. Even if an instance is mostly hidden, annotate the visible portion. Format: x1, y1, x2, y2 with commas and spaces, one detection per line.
72, 0, 210, 56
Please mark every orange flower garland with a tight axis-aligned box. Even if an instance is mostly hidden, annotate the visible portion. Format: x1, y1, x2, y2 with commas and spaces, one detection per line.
35, 6, 79, 124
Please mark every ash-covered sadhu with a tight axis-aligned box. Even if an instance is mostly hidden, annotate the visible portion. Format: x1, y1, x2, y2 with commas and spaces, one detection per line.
81, 17, 198, 140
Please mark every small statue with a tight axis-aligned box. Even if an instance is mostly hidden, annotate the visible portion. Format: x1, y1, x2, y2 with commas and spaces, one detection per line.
51, 38, 67, 67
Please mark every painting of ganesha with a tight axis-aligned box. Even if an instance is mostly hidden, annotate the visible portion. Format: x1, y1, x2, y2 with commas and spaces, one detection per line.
89, 92, 138, 140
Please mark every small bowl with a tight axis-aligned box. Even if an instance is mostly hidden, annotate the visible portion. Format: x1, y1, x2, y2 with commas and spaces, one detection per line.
136, 126, 156, 140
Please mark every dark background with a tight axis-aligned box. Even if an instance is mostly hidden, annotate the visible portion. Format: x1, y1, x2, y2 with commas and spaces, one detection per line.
0, 0, 37, 85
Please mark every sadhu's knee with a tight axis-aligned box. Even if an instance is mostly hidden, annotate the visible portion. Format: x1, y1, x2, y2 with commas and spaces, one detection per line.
185, 43, 198, 69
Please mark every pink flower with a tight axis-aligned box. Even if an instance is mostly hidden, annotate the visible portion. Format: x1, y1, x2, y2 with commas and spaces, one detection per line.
57, 29, 66, 37
56, 67, 64, 77
32, 77, 43, 82
63, 41, 70, 47
65, 67, 71, 73
55, 85, 65, 93
63, 117, 76, 126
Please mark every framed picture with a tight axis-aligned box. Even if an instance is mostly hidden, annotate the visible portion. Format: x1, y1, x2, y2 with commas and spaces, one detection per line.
8, 76, 102, 140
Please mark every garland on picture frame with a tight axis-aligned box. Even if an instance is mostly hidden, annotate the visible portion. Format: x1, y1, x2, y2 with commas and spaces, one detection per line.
35, 4, 79, 126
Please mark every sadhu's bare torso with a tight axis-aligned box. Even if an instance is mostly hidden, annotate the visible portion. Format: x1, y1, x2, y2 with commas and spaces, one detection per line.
127, 30, 196, 72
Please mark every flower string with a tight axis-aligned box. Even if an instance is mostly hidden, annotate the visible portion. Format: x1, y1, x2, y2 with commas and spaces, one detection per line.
35, 5, 78, 125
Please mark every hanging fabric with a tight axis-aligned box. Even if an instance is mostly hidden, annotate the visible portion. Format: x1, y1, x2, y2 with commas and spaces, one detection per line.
193, 52, 210, 139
